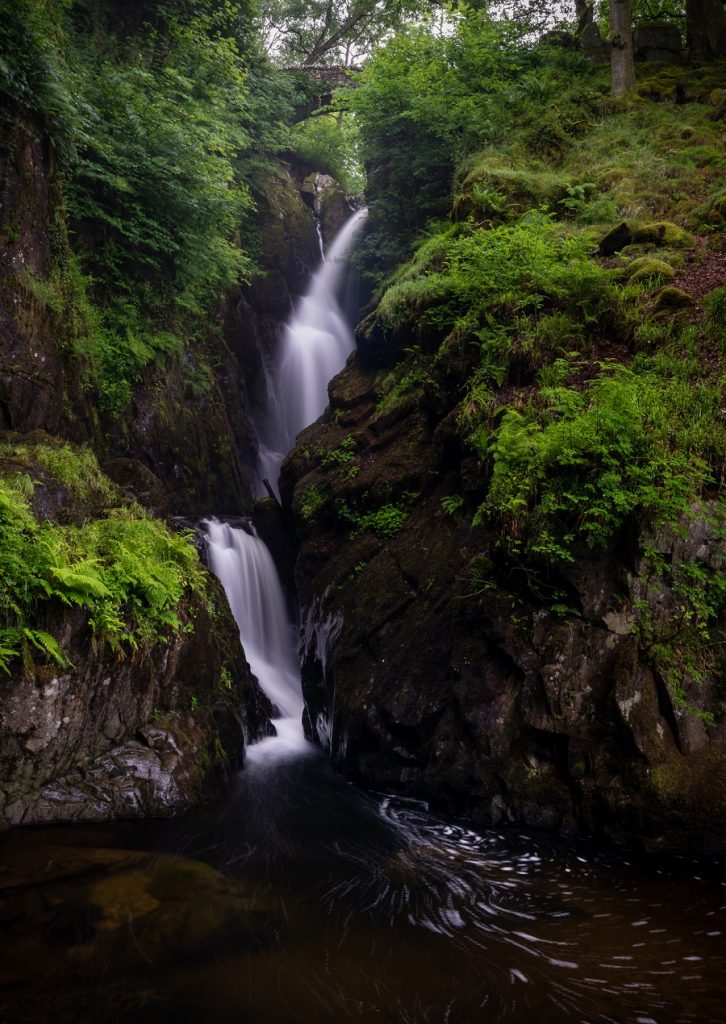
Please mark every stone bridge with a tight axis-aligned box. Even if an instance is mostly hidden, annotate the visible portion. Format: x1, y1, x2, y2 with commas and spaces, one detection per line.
287, 65, 361, 122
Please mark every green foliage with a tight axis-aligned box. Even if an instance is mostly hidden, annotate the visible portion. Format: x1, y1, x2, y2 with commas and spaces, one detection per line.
705, 286, 726, 346
516, 311, 586, 368
441, 494, 464, 517
339, 501, 408, 539
0, 474, 205, 673
1, 0, 274, 417
349, 12, 601, 271
455, 157, 572, 223
320, 436, 357, 468
376, 214, 613, 347
477, 366, 719, 564
67, 13, 254, 313
637, 541, 725, 723
289, 113, 364, 195
376, 365, 433, 411
0, 0, 76, 154
297, 484, 329, 522
4, 440, 120, 506
261, 0, 426, 67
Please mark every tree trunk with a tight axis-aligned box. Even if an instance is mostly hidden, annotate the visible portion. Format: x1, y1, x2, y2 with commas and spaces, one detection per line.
610, 0, 636, 98
574, 0, 594, 33
687, 0, 726, 59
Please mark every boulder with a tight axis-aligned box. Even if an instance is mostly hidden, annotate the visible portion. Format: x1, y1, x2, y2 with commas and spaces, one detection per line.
652, 285, 695, 313
633, 23, 683, 62
624, 256, 675, 284
0, 576, 268, 829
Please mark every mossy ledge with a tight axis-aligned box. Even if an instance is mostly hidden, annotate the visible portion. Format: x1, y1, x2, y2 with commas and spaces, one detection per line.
0, 436, 270, 828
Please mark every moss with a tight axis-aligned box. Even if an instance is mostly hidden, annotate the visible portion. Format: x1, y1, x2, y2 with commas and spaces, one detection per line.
624, 256, 675, 285
652, 286, 694, 314
633, 222, 694, 248
691, 190, 726, 228
453, 156, 571, 222
599, 220, 693, 256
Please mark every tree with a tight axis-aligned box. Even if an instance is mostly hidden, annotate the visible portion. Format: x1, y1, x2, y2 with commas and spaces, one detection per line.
686, 0, 726, 57
610, 0, 636, 97
261, 0, 428, 67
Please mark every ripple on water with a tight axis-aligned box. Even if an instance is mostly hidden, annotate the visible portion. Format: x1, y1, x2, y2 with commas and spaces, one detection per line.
0, 779, 723, 1024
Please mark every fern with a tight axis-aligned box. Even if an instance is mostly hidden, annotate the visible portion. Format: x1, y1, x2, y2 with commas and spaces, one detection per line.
0, 470, 206, 673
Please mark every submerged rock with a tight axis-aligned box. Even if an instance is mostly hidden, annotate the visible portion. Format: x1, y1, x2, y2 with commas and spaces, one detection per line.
0, 843, 275, 981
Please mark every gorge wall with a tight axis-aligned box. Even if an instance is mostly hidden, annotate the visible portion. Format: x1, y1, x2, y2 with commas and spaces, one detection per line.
0, 0, 332, 824
281, 57, 726, 853
283, 356, 725, 852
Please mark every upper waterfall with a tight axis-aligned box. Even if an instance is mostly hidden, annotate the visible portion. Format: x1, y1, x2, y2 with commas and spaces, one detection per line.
255, 208, 367, 496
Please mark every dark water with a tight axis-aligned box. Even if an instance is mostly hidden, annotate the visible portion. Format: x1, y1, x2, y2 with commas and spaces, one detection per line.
1, 751, 724, 1024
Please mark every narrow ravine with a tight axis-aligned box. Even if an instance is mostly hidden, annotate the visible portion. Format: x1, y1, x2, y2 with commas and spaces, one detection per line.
1, 214, 724, 1024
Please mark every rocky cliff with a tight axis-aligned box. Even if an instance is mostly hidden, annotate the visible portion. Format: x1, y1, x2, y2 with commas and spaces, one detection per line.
0, 43, 323, 825
283, 329, 725, 853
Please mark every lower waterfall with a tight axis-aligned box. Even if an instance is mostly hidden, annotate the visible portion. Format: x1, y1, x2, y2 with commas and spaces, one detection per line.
203, 517, 310, 762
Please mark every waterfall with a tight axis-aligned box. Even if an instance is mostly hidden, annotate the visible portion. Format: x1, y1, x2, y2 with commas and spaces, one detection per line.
205, 210, 366, 762
204, 518, 310, 763
254, 208, 367, 497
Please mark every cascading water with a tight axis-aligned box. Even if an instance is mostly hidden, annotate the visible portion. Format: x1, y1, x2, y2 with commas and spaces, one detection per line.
254, 208, 367, 497
203, 518, 310, 763
205, 210, 366, 761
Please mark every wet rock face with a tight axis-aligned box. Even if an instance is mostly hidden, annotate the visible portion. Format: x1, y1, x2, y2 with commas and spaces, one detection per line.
0, 115, 320, 515
301, 172, 356, 250
0, 124, 92, 439
285, 358, 726, 852
0, 580, 267, 829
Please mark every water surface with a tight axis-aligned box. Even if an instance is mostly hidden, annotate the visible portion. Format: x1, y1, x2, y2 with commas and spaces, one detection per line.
1, 751, 723, 1024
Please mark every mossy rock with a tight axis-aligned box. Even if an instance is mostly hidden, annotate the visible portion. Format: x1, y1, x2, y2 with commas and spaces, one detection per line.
652, 286, 694, 314
599, 220, 693, 256
690, 190, 726, 228
598, 221, 635, 256
619, 243, 684, 267
634, 222, 693, 248
453, 156, 570, 222
625, 256, 675, 285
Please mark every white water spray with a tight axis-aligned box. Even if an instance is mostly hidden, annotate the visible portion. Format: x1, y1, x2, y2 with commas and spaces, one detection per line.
255, 208, 367, 495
